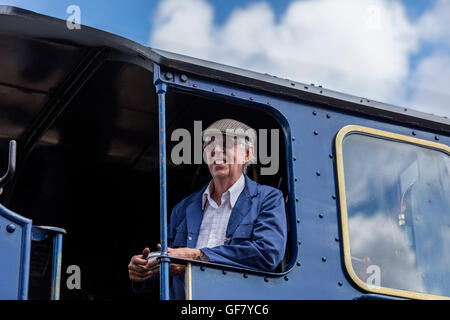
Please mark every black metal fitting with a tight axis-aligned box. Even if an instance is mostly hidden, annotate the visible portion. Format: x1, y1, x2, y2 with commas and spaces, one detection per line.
6, 224, 16, 233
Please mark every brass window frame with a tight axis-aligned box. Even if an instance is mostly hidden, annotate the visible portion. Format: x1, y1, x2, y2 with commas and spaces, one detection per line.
335, 125, 450, 300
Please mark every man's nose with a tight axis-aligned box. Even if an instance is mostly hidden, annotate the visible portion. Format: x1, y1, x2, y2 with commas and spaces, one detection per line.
211, 141, 229, 163
213, 142, 223, 152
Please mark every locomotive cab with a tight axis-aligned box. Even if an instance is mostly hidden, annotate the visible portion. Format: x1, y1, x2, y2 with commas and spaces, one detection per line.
0, 6, 449, 300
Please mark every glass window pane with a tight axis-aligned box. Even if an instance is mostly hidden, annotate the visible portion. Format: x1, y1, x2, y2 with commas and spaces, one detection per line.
342, 132, 450, 298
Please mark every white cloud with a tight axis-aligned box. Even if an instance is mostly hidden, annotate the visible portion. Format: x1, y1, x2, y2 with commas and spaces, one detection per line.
149, 0, 449, 117
409, 51, 450, 117
408, 0, 450, 117
150, 0, 215, 57
417, 0, 450, 46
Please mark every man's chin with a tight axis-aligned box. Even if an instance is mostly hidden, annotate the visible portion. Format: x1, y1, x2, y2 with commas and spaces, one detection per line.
210, 164, 229, 177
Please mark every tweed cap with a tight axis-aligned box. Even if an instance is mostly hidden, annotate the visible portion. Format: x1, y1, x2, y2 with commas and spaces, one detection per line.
203, 118, 256, 145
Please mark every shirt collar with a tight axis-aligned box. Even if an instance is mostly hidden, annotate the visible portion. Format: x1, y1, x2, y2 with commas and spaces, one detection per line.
227, 174, 245, 208
202, 174, 246, 210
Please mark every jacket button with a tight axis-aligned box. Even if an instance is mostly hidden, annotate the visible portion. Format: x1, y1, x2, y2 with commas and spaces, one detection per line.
188, 236, 192, 240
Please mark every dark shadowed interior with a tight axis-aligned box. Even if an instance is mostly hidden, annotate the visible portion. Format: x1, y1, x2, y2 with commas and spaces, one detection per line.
1, 57, 290, 299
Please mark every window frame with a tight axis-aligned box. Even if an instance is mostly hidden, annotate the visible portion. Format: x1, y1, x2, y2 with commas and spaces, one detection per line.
162, 84, 298, 300
335, 124, 450, 300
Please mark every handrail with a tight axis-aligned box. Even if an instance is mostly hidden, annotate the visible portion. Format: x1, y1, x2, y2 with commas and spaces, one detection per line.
153, 64, 170, 300
158, 255, 295, 278
0, 140, 16, 189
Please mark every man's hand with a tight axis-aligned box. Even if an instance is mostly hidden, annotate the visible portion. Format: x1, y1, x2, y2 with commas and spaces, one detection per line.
146, 244, 203, 276
167, 247, 203, 261
128, 247, 153, 282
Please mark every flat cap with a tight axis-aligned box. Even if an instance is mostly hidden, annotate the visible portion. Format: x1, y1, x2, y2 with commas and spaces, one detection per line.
203, 118, 256, 144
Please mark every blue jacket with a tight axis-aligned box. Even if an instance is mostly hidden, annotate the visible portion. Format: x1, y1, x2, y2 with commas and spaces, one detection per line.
134, 174, 287, 299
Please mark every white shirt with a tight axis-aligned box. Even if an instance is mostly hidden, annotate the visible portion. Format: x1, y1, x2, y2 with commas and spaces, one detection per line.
195, 174, 246, 249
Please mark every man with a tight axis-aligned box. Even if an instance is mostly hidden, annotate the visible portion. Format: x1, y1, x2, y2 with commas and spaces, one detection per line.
128, 118, 287, 299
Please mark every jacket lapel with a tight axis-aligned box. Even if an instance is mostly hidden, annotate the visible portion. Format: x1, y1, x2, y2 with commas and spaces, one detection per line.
225, 175, 258, 238
185, 184, 207, 248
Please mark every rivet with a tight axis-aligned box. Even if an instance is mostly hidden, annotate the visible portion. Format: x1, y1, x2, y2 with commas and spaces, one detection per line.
264, 277, 269, 282
6, 224, 16, 233
332, 195, 337, 200
313, 111, 317, 116
412, 131, 416, 136
243, 274, 248, 279
284, 276, 289, 281
249, 97, 254, 101
319, 90, 323, 94
164, 72, 173, 80
404, 108, 408, 112
297, 240, 301, 246
316, 171, 321, 176
435, 136, 440, 141
192, 84, 197, 88
292, 137, 295, 141
294, 178, 298, 182
222, 270, 227, 275
212, 88, 216, 92
329, 154, 333, 159
297, 218, 300, 223
231, 92, 235, 96
314, 131, 318, 135
293, 157, 297, 161
338, 281, 343, 287
322, 257, 327, 262
291, 83, 295, 87
200, 266, 205, 271
335, 237, 340, 242
266, 101, 271, 105
295, 198, 299, 202
319, 213, 324, 219
296, 261, 301, 267
326, 114, 331, 119
180, 74, 188, 82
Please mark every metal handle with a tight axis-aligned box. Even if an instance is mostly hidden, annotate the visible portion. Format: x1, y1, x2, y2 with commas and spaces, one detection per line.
0, 140, 17, 189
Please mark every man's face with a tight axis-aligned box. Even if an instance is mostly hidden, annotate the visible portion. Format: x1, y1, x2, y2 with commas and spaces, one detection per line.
203, 134, 253, 179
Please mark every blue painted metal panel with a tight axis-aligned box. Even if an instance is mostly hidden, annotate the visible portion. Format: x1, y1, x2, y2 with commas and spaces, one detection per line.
156, 68, 449, 300
50, 233, 63, 300
0, 203, 31, 300
32, 226, 67, 300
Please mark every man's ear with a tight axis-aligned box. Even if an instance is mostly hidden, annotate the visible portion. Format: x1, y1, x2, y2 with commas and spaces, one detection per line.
246, 145, 255, 164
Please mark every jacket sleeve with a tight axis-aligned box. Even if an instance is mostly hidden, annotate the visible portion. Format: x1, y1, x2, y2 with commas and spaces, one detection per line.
200, 188, 287, 272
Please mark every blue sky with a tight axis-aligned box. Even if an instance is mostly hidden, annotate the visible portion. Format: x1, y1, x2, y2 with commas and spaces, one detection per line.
0, 0, 436, 44
1, 0, 449, 117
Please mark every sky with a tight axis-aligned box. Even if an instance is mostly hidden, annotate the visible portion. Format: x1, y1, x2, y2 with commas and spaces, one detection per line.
1, 0, 449, 118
